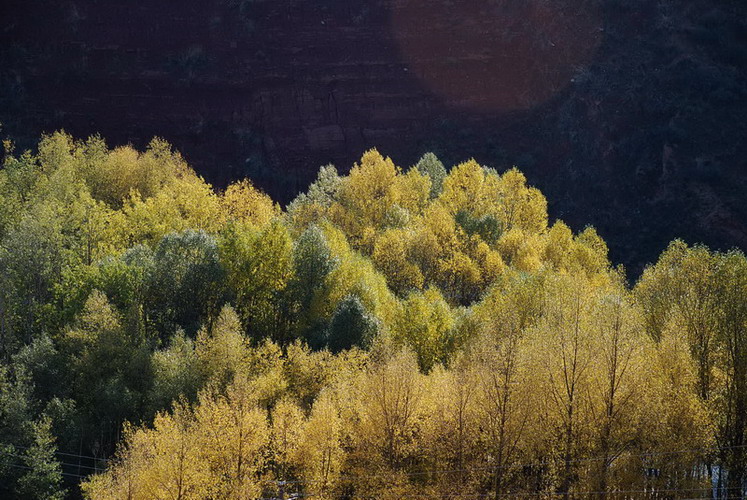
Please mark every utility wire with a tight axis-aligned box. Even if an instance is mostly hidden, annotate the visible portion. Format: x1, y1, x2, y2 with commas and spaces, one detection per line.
11, 444, 110, 463
261, 444, 747, 486
3, 462, 87, 480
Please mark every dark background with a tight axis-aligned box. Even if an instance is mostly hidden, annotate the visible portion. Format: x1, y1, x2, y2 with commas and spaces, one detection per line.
1, 0, 746, 274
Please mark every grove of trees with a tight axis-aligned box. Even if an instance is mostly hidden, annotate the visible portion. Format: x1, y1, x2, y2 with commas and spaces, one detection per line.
0, 132, 745, 499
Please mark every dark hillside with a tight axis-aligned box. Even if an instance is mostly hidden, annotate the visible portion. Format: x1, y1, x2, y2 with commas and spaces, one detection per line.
1, 0, 746, 273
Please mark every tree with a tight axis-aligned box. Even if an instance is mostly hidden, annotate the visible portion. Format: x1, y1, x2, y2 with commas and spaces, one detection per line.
350, 349, 425, 497
296, 389, 344, 498
63, 291, 151, 456
15, 417, 66, 500
586, 279, 651, 496
439, 160, 488, 216
524, 276, 595, 498
287, 164, 341, 231
290, 225, 337, 342
714, 250, 747, 495
330, 149, 400, 247
494, 168, 547, 234
270, 397, 304, 481
455, 210, 502, 245
644, 329, 714, 496
194, 305, 248, 389
131, 403, 209, 499
114, 175, 222, 247
85, 376, 271, 500
392, 168, 430, 218
81, 136, 190, 209
220, 179, 278, 227
393, 288, 455, 371
635, 241, 719, 399
414, 152, 446, 199
282, 341, 338, 409
147, 230, 224, 338
422, 363, 481, 496
436, 251, 483, 305
148, 330, 199, 415
470, 300, 535, 497
372, 228, 424, 296
0, 203, 67, 345
496, 228, 543, 272
219, 221, 294, 342
194, 381, 269, 499
325, 295, 379, 353
0, 359, 67, 500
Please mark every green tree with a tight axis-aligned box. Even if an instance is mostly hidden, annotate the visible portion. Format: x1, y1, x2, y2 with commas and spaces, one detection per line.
393, 288, 455, 371
148, 330, 199, 415
290, 225, 336, 342
414, 152, 446, 199
0, 366, 65, 500
325, 295, 379, 353
147, 230, 224, 338
62, 291, 151, 455
15, 417, 65, 500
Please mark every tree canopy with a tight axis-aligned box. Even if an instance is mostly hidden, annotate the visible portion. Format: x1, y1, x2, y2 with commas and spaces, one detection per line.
0, 133, 744, 499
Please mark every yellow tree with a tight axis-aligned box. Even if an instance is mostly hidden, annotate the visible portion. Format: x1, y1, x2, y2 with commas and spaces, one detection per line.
282, 341, 337, 408
524, 275, 596, 497
296, 389, 345, 498
270, 397, 304, 482
194, 305, 249, 388
496, 228, 543, 273
350, 349, 425, 496
113, 175, 222, 247
372, 228, 424, 296
436, 251, 483, 305
392, 167, 431, 218
635, 241, 720, 401
330, 149, 400, 248
586, 278, 652, 495
422, 362, 481, 496
193, 380, 270, 499
220, 179, 278, 227
439, 160, 488, 216
643, 327, 714, 495
219, 220, 294, 341
469, 295, 536, 497
81, 423, 148, 500
131, 403, 209, 500
494, 168, 547, 233
543, 221, 575, 271
571, 227, 609, 277
714, 250, 747, 494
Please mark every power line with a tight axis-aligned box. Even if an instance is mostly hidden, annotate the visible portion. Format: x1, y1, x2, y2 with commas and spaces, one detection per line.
0, 449, 108, 474
11, 439, 743, 498
261, 444, 747, 486
3, 462, 87, 480
11, 444, 110, 463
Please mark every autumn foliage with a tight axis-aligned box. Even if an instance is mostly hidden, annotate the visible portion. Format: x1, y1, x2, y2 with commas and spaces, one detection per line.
0, 133, 745, 499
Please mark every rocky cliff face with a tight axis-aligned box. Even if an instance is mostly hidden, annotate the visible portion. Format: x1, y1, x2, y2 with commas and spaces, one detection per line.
1, 0, 746, 272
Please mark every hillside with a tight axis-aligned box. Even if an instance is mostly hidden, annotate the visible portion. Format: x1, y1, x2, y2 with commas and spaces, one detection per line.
1, 0, 746, 273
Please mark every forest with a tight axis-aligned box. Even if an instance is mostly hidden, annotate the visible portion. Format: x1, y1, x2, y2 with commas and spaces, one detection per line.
0, 132, 745, 499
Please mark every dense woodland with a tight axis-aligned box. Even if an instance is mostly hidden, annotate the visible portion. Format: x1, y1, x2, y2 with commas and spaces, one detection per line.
0, 132, 745, 499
